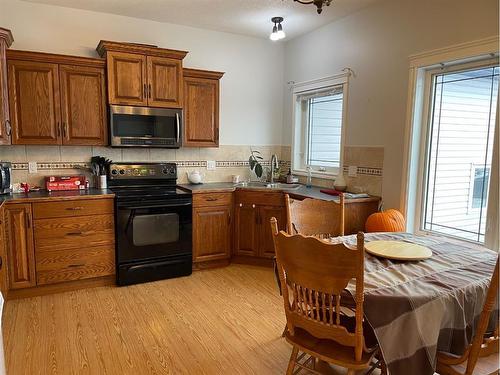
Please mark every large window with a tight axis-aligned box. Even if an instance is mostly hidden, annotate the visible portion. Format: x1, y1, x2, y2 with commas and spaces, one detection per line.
291, 74, 348, 176
422, 63, 498, 243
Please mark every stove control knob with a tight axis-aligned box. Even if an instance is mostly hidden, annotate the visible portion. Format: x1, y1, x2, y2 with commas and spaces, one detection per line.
162, 168, 168, 174
169, 167, 176, 174
119, 169, 125, 175
111, 169, 118, 175
133, 169, 140, 176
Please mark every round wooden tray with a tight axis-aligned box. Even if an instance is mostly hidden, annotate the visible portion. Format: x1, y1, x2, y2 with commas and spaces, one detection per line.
365, 240, 432, 261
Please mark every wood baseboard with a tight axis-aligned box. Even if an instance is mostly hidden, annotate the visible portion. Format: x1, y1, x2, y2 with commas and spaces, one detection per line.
193, 258, 230, 270
6, 275, 116, 300
231, 255, 273, 267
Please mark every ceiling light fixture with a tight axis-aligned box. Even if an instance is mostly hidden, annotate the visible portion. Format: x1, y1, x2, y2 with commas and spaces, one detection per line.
293, 0, 333, 14
270, 17, 286, 41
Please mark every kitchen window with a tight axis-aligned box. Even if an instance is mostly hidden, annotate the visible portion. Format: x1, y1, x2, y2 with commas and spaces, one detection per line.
291, 73, 349, 176
420, 62, 498, 243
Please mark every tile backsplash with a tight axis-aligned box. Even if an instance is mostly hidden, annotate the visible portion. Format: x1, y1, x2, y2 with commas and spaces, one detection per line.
0, 144, 384, 196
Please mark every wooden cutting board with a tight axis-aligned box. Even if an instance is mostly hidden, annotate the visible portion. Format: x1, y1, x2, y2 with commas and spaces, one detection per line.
365, 240, 432, 261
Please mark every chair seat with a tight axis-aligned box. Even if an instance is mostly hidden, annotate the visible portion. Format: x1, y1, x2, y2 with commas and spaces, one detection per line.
285, 328, 377, 370
436, 352, 500, 375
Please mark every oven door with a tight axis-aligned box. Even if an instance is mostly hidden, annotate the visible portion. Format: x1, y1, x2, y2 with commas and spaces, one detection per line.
110, 105, 182, 148
115, 197, 192, 265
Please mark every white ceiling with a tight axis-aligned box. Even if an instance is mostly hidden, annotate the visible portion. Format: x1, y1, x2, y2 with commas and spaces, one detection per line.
21, 0, 379, 40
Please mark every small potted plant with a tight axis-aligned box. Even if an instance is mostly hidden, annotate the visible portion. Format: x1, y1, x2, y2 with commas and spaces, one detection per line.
90, 156, 112, 189
249, 149, 264, 179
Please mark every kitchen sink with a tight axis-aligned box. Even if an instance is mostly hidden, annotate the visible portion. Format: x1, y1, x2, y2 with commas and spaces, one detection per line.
234, 182, 302, 191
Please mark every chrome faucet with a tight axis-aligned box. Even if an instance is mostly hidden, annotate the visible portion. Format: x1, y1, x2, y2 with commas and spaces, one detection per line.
270, 154, 279, 184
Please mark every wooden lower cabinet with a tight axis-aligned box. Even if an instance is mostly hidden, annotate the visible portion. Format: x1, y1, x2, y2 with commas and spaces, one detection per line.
192, 192, 232, 266
3, 203, 36, 289
3, 197, 115, 297
234, 191, 286, 260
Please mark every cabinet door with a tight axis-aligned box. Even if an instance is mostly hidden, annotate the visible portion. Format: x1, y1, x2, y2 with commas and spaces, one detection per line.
234, 203, 258, 256
0, 37, 11, 145
183, 76, 219, 147
106, 51, 147, 106
4, 204, 36, 289
8, 60, 61, 145
258, 205, 286, 258
193, 206, 231, 263
146, 56, 182, 108
59, 64, 107, 145
0, 206, 7, 294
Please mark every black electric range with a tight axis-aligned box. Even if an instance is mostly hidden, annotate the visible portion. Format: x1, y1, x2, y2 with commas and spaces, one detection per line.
108, 162, 192, 286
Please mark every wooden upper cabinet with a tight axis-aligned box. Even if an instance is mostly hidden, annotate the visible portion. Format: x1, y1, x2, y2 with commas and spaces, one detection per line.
0, 28, 13, 145
4, 203, 36, 290
183, 69, 224, 148
8, 59, 61, 145
6, 50, 107, 146
147, 56, 182, 108
106, 51, 147, 106
96, 40, 187, 108
59, 64, 107, 145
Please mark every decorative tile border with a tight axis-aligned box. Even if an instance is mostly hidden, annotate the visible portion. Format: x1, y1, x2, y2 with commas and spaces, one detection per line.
11, 161, 383, 176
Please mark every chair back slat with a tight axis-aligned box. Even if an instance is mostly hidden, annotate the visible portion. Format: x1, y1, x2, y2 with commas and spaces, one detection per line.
285, 194, 345, 238
271, 217, 365, 361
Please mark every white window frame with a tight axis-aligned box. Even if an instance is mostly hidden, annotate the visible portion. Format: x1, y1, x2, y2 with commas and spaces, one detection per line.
401, 35, 499, 248
291, 73, 350, 178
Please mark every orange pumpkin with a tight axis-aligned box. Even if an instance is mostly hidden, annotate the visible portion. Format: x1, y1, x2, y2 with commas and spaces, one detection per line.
365, 209, 406, 233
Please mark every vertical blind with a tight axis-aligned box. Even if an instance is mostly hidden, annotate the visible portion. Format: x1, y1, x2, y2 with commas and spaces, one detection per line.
423, 65, 499, 243
301, 87, 344, 168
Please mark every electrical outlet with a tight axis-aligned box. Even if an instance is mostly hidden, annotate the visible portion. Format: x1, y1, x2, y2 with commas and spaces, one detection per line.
348, 165, 358, 177
28, 162, 38, 174
206, 160, 216, 170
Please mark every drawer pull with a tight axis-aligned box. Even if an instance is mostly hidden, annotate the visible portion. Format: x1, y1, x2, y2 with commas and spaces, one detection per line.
66, 231, 83, 236
205, 197, 218, 202
252, 204, 256, 208
239, 203, 243, 207
66, 207, 84, 211
68, 264, 84, 268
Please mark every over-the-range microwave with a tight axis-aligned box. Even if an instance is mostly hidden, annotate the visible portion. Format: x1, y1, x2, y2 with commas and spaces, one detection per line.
110, 105, 182, 148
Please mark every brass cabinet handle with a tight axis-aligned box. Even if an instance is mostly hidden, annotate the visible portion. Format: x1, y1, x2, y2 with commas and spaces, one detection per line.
148, 83, 152, 98
56, 122, 61, 137
239, 203, 243, 207
68, 264, 84, 268
26, 213, 31, 228
228, 213, 231, 225
62, 122, 67, 138
5, 120, 11, 137
252, 204, 256, 208
66, 231, 83, 236
143, 83, 147, 99
206, 197, 218, 202
66, 207, 83, 211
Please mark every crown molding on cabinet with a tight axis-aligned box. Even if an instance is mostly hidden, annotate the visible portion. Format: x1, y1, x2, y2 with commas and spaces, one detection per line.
96, 40, 188, 60
0, 28, 13, 47
6, 49, 105, 68
183, 68, 225, 80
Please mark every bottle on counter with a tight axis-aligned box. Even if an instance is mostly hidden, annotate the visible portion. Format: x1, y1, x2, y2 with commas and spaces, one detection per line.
306, 166, 312, 188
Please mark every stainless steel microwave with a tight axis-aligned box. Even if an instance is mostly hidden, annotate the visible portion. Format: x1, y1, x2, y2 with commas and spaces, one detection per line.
110, 105, 182, 148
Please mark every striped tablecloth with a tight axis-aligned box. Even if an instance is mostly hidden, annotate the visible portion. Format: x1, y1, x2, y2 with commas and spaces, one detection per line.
332, 232, 498, 375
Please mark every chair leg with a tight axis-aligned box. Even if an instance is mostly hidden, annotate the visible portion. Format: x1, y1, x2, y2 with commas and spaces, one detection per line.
380, 360, 388, 375
346, 369, 355, 375
282, 325, 287, 337
286, 346, 299, 375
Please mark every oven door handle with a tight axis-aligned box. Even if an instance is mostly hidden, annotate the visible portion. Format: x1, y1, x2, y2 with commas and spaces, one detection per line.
118, 201, 192, 210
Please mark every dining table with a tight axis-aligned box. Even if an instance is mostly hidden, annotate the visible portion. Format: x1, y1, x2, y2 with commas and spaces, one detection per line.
329, 232, 499, 375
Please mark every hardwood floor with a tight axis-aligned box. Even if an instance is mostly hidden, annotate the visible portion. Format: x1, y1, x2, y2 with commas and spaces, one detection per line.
3, 264, 291, 375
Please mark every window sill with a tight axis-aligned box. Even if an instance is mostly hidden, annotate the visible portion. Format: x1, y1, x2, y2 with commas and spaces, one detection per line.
292, 169, 339, 180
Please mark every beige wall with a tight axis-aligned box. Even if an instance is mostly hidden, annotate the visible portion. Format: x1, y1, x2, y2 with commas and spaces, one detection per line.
282, 0, 499, 209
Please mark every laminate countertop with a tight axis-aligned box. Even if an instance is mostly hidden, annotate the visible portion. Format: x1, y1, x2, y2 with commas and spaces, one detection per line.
0, 188, 115, 204
179, 183, 380, 204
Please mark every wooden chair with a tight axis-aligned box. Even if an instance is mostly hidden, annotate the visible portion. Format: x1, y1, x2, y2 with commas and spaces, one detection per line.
285, 194, 345, 239
436, 257, 499, 375
271, 218, 379, 375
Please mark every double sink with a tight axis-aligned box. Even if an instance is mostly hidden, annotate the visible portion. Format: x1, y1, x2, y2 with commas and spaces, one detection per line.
234, 181, 302, 191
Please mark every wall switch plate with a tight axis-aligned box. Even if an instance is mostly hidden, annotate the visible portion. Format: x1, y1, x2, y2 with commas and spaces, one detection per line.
206, 160, 216, 170
28, 162, 38, 174
348, 165, 358, 177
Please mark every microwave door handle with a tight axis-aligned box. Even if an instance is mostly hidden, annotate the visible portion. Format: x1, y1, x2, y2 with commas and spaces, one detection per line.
0, 168, 5, 191
176, 113, 180, 144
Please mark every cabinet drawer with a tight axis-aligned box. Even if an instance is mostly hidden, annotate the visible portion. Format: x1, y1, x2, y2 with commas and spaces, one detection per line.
34, 214, 114, 252
33, 198, 113, 219
36, 245, 115, 285
193, 192, 232, 207
235, 191, 284, 207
